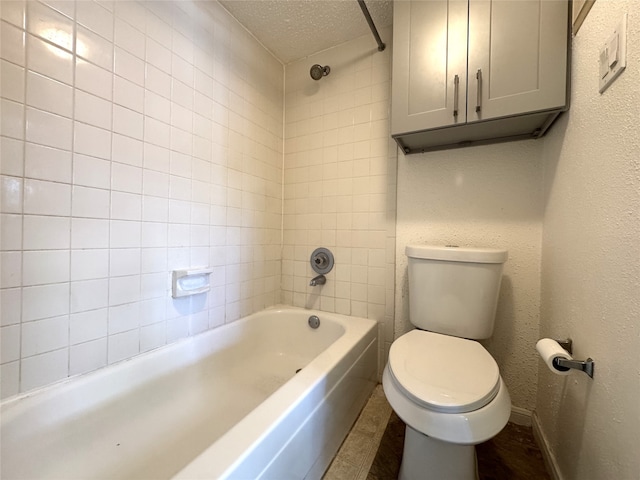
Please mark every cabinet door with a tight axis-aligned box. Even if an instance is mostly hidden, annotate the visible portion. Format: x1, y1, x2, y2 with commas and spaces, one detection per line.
391, 0, 468, 135
467, 0, 569, 123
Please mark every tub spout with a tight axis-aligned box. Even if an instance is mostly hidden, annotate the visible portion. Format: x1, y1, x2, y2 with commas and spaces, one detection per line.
310, 274, 326, 286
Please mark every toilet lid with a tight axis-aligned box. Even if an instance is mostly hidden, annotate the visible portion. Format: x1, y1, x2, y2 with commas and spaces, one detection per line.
388, 330, 500, 414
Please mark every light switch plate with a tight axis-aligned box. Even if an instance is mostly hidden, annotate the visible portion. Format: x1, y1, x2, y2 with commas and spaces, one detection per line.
599, 13, 627, 93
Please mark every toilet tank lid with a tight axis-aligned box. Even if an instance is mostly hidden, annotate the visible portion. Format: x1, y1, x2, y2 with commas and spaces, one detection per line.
405, 245, 508, 264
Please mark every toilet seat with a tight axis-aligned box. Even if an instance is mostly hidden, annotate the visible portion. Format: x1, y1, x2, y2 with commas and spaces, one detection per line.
388, 330, 500, 414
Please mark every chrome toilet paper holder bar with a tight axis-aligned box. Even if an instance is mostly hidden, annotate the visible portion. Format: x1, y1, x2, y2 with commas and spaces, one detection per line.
553, 338, 595, 378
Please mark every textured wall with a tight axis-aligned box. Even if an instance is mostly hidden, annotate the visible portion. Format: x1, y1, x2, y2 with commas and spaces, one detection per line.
0, 0, 283, 397
537, 1, 640, 478
282, 28, 397, 374
395, 141, 544, 412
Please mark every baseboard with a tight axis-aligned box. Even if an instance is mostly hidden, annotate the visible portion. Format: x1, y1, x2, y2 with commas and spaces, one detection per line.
532, 411, 563, 480
509, 406, 532, 426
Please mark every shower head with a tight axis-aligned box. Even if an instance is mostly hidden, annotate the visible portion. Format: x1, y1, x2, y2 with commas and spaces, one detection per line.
310, 64, 330, 81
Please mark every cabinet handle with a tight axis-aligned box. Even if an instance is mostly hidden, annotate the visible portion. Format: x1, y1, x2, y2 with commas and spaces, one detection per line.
453, 74, 459, 118
476, 69, 482, 113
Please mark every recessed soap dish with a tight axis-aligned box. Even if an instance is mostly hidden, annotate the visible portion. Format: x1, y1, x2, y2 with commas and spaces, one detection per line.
172, 267, 214, 298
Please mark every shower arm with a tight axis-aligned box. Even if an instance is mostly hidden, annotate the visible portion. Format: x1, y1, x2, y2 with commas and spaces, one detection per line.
357, 0, 386, 52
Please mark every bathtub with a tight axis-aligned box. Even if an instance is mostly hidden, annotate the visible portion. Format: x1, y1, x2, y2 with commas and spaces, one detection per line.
0, 306, 378, 480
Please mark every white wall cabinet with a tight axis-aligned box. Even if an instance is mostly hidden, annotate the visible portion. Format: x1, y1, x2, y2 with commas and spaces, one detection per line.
391, 0, 571, 154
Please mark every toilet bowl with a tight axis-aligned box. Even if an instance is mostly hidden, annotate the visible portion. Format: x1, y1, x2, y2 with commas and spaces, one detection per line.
384, 245, 510, 479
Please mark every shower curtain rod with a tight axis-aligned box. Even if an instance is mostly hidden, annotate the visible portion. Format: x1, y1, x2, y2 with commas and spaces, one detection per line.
357, 0, 386, 52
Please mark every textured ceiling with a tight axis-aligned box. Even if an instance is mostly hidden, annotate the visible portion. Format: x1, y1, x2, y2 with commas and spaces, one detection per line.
218, 0, 393, 64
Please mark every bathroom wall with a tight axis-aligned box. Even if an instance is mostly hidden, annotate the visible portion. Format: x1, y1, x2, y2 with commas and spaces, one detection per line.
537, 1, 640, 478
395, 136, 545, 412
0, 0, 283, 397
282, 29, 397, 372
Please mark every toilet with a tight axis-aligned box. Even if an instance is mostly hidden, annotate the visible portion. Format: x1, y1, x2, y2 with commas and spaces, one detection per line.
383, 245, 511, 480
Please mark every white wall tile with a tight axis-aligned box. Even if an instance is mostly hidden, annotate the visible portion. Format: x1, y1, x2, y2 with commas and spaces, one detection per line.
25, 107, 72, 150
70, 278, 108, 313
1, 98, 25, 140
76, 1, 113, 41
70, 308, 108, 345
71, 249, 109, 281
1, 325, 20, 363
72, 185, 110, 218
21, 315, 69, 356
23, 250, 70, 286
114, 18, 145, 59
113, 75, 144, 112
111, 163, 142, 194
0, 1, 26, 29
1, 175, 23, 213
23, 179, 71, 216
142, 197, 169, 223
26, 1, 74, 52
144, 90, 171, 123
0, 362, 19, 399
110, 248, 140, 277
27, 71, 73, 117
141, 221, 167, 247
1, 288, 21, 327
112, 104, 143, 139
0, 213, 21, 250
146, 38, 171, 73
0, 251, 21, 288
0, 136, 24, 177
143, 117, 170, 148
140, 271, 165, 299
140, 321, 165, 352
38, 1, 74, 20
112, 133, 143, 166
141, 247, 167, 274
114, 2, 146, 30
23, 215, 70, 250
72, 153, 110, 189
26, 34, 73, 85
75, 90, 112, 129
71, 218, 109, 249
75, 58, 113, 100
25, 143, 72, 184
74, 122, 111, 160
108, 301, 140, 334
20, 347, 68, 391
1, 59, 25, 103
107, 328, 139, 364
22, 282, 70, 321
114, 47, 144, 86
145, 64, 171, 98
110, 220, 141, 248
76, 25, 113, 71
69, 337, 107, 375
0, 21, 25, 67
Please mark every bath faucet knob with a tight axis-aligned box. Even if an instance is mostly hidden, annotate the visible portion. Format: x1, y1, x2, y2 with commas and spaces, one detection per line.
310, 274, 326, 286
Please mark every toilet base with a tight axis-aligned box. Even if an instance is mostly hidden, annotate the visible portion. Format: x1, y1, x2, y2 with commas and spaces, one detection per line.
399, 425, 479, 480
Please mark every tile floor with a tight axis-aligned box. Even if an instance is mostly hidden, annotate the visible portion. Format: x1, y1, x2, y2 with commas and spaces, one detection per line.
323, 385, 550, 480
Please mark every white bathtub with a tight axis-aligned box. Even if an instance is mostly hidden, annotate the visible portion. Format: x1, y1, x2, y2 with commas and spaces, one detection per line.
0, 306, 378, 480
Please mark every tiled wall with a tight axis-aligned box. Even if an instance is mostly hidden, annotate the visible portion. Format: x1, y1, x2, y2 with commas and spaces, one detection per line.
0, 0, 283, 397
282, 29, 397, 372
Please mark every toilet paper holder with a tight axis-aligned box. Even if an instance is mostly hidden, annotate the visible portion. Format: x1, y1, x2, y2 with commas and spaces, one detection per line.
553, 338, 595, 378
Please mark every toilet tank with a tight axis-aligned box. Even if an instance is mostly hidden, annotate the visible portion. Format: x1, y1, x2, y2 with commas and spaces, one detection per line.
406, 245, 508, 339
